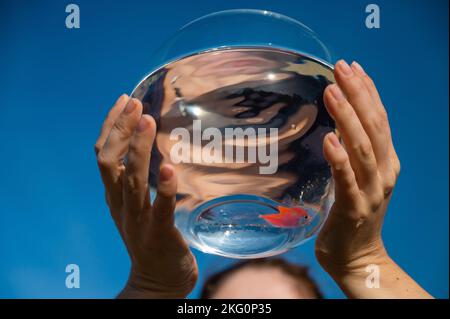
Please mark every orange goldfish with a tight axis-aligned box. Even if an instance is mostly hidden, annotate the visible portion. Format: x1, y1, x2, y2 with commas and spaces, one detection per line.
259, 206, 310, 228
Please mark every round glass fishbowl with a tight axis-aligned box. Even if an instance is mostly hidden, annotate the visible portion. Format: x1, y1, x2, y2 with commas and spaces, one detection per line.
130, 9, 337, 258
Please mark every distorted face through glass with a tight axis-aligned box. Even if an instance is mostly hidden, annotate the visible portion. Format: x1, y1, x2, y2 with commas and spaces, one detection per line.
132, 48, 336, 259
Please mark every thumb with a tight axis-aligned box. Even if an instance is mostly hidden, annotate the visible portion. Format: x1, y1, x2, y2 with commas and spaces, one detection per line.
151, 164, 177, 225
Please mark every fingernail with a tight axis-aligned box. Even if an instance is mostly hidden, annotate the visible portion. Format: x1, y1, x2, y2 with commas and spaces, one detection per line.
327, 133, 341, 148
337, 60, 353, 76
137, 116, 149, 132
116, 94, 128, 104
159, 165, 173, 182
124, 100, 136, 114
351, 61, 366, 75
330, 84, 345, 101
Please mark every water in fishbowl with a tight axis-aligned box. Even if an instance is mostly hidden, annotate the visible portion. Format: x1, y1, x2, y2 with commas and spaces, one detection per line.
131, 46, 336, 258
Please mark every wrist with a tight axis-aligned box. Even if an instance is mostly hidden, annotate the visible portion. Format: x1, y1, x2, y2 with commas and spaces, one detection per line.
317, 237, 389, 278
117, 268, 192, 299
319, 244, 433, 299
319, 240, 393, 299
117, 280, 189, 299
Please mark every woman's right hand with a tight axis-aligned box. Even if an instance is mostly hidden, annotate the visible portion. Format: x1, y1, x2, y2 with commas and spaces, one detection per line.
95, 95, 198, 298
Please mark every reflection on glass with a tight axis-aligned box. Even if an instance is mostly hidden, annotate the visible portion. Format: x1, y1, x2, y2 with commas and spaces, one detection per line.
132, 47, 336, 258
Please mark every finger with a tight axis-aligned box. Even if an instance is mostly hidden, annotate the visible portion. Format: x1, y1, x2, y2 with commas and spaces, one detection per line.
151, 165, 177, 226
334, 60, 390, 170
123, 115, 157, 217
350, 61, 383, 108
350, 61, 396, 173
324, 84, 378, 190
95, 94, 129, 155
323, 132, 360, 207
97, 98, 143, 206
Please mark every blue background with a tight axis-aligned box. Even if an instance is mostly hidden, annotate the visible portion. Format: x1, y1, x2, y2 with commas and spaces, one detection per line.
0, 0, 448, 298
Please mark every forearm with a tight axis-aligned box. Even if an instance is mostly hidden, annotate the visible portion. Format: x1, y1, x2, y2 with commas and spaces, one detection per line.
328, 251, 433, 299
117, 282, 189, 299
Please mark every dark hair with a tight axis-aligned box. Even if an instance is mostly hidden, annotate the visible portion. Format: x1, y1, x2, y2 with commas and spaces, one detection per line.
200, 258, 323, 299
